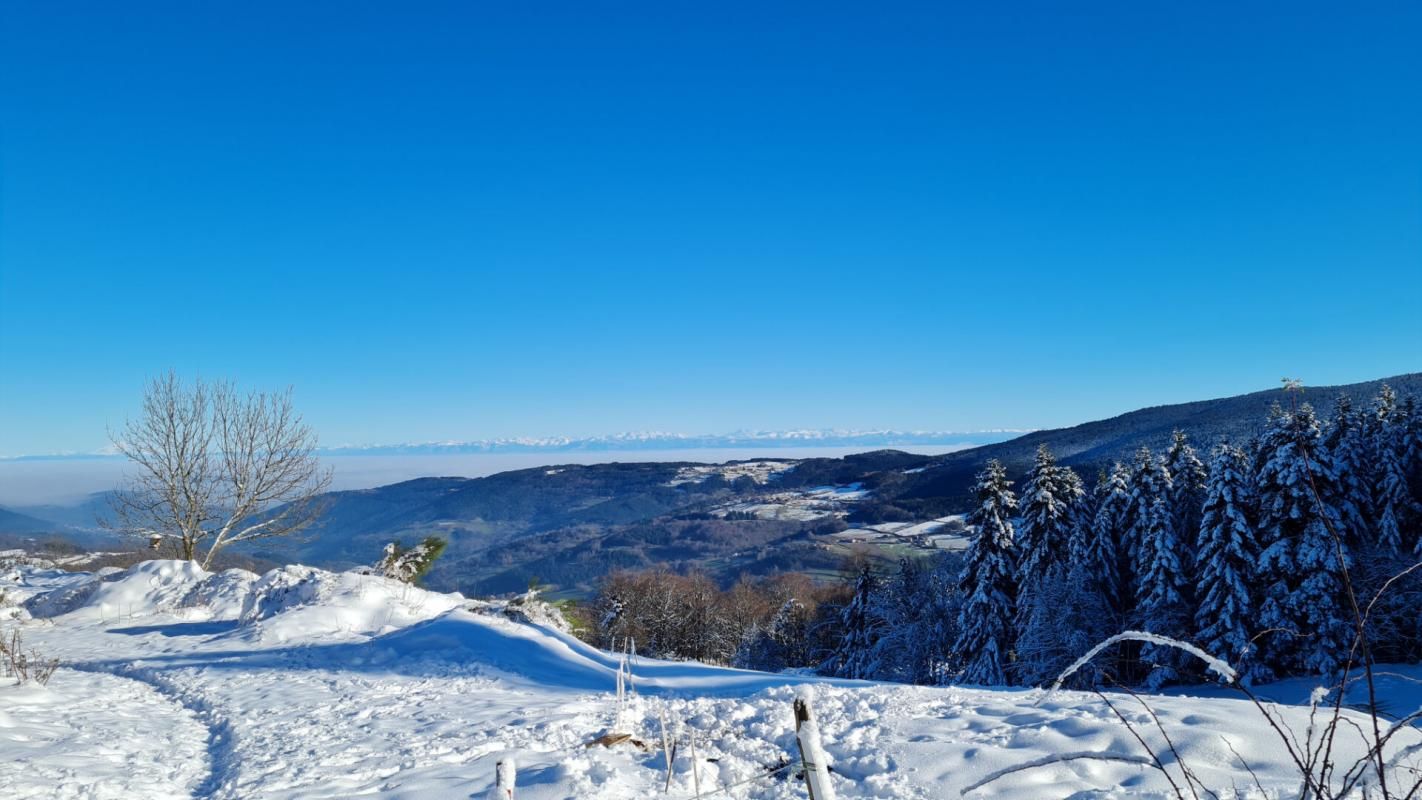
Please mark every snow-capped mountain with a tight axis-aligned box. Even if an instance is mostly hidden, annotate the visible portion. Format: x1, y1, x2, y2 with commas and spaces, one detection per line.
318, 429, 1025, 455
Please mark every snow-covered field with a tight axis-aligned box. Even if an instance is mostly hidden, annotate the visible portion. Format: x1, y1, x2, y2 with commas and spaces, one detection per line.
3, 557, 1419, 799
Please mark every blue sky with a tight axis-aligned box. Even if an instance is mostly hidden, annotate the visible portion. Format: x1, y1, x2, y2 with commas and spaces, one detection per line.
1, 1, 1419, 456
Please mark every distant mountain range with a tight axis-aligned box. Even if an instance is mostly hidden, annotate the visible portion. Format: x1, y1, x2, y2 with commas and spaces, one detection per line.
2, 429, 1024, 461
320, 429, 1024, 454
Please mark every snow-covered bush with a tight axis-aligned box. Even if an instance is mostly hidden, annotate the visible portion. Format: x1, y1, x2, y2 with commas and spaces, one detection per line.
239, 565, 328, 624
374, 537, 447, 584
181, 568, 258, 618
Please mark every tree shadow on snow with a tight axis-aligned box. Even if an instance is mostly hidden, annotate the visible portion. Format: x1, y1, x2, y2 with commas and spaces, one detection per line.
109, 620, 241, 637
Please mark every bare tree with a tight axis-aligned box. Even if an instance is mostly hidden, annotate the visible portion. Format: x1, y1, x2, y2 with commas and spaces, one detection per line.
108, 372, 332, 568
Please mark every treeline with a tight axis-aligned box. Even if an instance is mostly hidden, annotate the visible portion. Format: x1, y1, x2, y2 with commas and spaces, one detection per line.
950, 383, 1422, 688
590, 383, 1422, 690
590, 569, 853, 670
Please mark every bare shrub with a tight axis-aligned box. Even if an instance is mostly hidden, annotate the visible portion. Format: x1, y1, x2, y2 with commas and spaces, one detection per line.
0, 630, 60, 686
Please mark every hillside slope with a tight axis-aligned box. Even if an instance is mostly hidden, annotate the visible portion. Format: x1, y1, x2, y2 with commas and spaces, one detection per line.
883, 372, 1422, 516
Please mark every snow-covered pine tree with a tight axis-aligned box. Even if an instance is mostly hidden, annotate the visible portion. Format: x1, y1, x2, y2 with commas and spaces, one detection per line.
1013, 561, 1111, 688
870, 556, 961, 684
1060, 466, 1092, 566
823, 564, 882, 680
1255, 401, 1353, 677
1401, 395, 1422, 484
953, 460, 1018, 686
738, 597, 812, 672
375, 536, 447, 584
1372, 432, 1414, 556
1089, 462, 1131, 614
1124, 446, 1173, 603
1165, 430, 1208, 557
1136, 493, 1191, 688
1323, 395, 1372, 548
1016, 445, 1073, 628
1372, 383, 1400, 442
1194, 443, 1262, 683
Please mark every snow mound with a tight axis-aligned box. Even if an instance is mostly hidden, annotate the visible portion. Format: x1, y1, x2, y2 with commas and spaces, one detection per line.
17, 560, 256, 622
24, 560, 210, 621
236, 565, 464, 643
179, 567, 258, 618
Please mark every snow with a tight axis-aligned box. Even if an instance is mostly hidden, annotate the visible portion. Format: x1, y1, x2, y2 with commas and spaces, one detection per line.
666, 461, 794, 487
6, 558, 1422, 799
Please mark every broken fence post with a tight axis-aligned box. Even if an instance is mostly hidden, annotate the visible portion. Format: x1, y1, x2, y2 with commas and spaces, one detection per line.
794, 689, 836, 800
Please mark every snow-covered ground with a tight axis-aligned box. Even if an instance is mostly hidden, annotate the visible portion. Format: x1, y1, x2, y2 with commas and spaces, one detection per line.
3, 557, 1421, 799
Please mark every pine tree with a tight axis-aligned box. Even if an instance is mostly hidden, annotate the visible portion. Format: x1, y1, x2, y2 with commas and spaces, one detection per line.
954, 460, 1018, 686
1401, 396, 1422, 486
1089, 462, 1131, 613
1376, 439, 1414, 555
1060, 466, 1093, 566
870, 557, 962, 685
824, 564, 882, 679
1124, 446, 1173, 604
1255, 401, 1353, 677
375, 536, 448, 584
1194, 443, 1262, 683
1137, 494, 1190, 688
1324, 395, 1372, 548
1165, 430, 1208, 556
1014, 562, 1111, 687
1016, 444, 1074, 607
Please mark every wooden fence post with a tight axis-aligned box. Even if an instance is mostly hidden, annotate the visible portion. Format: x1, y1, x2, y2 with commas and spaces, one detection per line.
659, 707, 674, 793
490, 757, 515, 799
689, 729, 703, 798
794, 691, 836, 800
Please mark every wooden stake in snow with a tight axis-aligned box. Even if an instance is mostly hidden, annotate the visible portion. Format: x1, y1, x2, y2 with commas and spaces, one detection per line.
488, 757, 515, 800
659, 706, 674, 794
688, 729, 703, 798
794, 688, 836, 800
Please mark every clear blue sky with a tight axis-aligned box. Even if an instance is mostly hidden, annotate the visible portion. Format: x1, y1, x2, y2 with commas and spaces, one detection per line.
1, 1, 1419, 456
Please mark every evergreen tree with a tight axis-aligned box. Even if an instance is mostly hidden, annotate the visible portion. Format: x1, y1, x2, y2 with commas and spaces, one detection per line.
739, 597, 812, 672
375, 536, 447, 584
1194, 443, 1262, 683
1124, 446, 1173, 604
1401, 395, 1422, 485
1014, 562, 1111, 687
954, 460, 1018, 686
870, 557, 962, 684
1165, 430, 1209, 556
1089, 462, 1131, 613
1255, 401, 1353, 677
1376, 440, 1414, 555
1016, 444, 1074, 608
1137, 494, 1190, 688
1060, 466, 1093, 566
1324, 395, 1372, 548
823, 564, 882, 679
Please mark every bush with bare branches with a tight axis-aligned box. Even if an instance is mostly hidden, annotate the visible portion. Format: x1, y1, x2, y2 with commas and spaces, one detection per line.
0, 630, 60, 686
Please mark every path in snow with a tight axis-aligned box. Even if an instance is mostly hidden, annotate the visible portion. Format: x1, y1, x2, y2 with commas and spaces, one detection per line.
0, 668, 210, 799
